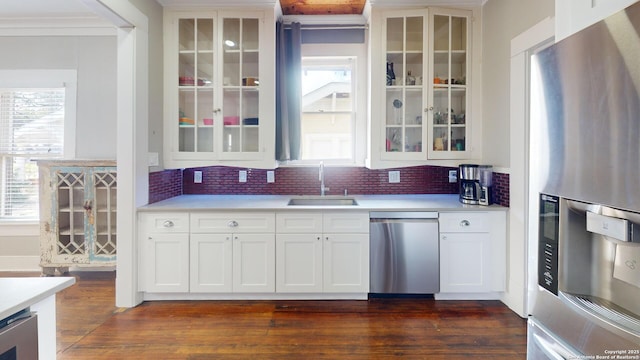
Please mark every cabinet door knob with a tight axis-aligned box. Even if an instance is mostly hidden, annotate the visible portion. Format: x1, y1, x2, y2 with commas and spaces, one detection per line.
163, 220, 174, 228
325, 236, 329, 241
426, 106, 434, 112
228, 220, 238, 228
460, 220, 471, 227
317, 236, 321, 241
213, 108, 221, 114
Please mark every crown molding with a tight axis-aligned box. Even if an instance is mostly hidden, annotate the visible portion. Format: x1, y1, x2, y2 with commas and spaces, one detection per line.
0, 17, 116, 36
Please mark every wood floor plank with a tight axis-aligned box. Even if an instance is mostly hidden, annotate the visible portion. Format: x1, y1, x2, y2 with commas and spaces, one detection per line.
0, 271, 527, 359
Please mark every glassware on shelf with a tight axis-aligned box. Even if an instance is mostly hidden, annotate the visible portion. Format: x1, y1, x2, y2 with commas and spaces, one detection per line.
406, 70, 416, 85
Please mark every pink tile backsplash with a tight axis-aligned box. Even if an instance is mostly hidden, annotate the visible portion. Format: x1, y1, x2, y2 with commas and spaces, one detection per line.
148, 165, 510, 207
181, 165, 458, 195
148, 168, 182, 203
493, 172, 510, 207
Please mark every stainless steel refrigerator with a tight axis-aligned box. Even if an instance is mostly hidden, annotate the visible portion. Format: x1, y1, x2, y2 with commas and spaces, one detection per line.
527, 2, 640, 358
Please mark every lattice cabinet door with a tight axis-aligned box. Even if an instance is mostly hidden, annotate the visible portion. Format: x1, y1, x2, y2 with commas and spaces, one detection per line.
38, 161, 117, 275
91, 169, 117, 261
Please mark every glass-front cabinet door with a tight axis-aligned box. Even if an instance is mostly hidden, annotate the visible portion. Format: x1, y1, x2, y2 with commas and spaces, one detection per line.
166, 11, 266, 165
221, 17, 260, 155
382, 11, 428, 160
177, 16, 216, 156
428, 9, 470, 159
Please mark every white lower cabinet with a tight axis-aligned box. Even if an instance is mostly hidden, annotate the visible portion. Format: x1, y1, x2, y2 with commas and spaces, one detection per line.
438, 211, 506, 295
190, 233, 276, 293
440, 232, 491, 293
276, 212, 370, 293
322, 233, 369, 293
232, 233, 276, 292
276, 233, 323, 292
190, 212, 276, 293
140, 213, 190, 293
190, 233, 232, 292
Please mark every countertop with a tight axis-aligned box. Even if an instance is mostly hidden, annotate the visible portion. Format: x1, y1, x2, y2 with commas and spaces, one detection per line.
0, 277, 75, 320
139, 194, 507, 212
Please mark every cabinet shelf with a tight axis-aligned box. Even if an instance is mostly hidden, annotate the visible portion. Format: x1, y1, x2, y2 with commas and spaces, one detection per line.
58, 208, 86, 213
224, 124, 259, 128
434, 50, 467, 64
177, 85, 214, 89
59, 227, 85, 236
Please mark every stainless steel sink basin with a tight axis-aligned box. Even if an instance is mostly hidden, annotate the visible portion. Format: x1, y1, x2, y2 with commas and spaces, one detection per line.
287, 197, 358, 206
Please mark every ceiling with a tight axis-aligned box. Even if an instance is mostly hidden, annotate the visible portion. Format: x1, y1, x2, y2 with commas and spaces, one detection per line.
0, 0, 96, 19
280, 0, 366, 15
0, 0, 485, 20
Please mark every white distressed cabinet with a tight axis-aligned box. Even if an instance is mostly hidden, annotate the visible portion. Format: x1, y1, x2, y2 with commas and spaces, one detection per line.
438, 211, 506, 297
38, 160, 117, 275
275, 212, 370, 293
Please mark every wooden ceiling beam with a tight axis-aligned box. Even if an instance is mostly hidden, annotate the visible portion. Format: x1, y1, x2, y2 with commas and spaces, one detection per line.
279, 0, 366, 15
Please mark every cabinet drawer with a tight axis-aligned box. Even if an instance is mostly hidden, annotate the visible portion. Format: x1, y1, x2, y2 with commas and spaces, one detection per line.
276, 213, 323, 233
191, 212, 275, 233
141, 212, 189, 233
324, 212, 370, 233
439, 212, 489, 233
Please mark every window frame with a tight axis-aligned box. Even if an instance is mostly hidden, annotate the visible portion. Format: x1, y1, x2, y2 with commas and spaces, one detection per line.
283, 43, 368, 167
0, 69, 77, 227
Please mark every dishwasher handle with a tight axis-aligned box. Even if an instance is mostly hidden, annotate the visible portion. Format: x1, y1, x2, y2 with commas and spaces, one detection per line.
369, 211, 438, 220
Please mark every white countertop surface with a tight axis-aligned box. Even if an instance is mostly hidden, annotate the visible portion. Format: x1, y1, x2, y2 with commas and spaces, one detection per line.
0, 277, 75, 320
139, 194, 507, 212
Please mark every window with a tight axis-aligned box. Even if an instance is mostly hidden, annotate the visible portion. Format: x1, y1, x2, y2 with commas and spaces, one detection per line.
296, 43, 367, 165
0, 70, 76, 221
301, 57, 353, 160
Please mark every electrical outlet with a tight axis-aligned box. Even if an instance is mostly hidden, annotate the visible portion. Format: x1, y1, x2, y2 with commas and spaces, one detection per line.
448, 170, 458, 183
239, 170, 247, 183
148, 152, 159, 167
267, 171, 275, 183
388, 171, 400, 183
194, 171, 202, 184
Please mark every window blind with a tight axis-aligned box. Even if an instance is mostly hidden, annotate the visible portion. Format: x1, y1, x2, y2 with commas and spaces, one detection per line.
0, 88, 65, 219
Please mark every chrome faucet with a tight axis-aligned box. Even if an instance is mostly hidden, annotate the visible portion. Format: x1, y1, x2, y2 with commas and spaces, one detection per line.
319, 161, 329, 196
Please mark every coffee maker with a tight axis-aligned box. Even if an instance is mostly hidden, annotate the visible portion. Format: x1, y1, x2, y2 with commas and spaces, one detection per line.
478, 165, 493, 206
459, 164, 480, 204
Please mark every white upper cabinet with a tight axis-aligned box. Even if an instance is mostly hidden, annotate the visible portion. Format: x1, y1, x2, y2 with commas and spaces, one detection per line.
367, 6, 476, 168
427, 8, 471, 160
556, 0, 638, 41
380, 9, 429, 162
163, 9, 276, 169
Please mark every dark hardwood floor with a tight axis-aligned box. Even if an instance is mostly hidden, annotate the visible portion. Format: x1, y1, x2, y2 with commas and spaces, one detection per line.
3, 271, 527, 359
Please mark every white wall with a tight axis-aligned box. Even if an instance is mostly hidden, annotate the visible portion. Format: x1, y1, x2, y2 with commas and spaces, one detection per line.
0, 36, 117, 159
481, 0, 554, 317
130, 0, 164, 172
0, 35, 117, 270
481, 0, 554, 168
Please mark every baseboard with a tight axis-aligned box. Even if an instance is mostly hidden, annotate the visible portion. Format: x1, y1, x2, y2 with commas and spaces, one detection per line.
0, 256, 40, 272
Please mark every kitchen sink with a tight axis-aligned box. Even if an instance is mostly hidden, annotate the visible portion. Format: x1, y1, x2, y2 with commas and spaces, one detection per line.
287, 197, 358, 206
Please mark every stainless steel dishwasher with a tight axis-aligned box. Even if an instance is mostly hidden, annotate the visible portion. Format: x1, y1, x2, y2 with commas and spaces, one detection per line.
369, 212, 439, 294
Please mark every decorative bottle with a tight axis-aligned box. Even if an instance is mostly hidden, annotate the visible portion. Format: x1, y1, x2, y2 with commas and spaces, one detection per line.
386, 62, 396, 86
